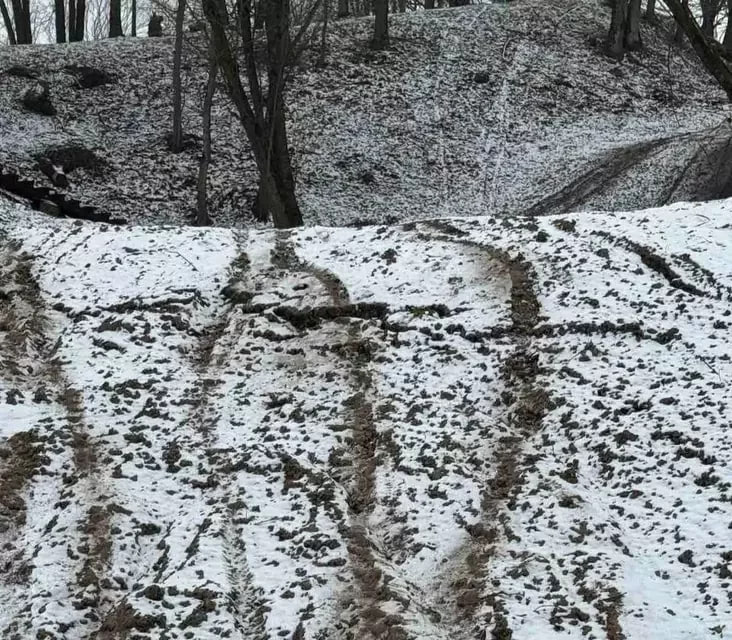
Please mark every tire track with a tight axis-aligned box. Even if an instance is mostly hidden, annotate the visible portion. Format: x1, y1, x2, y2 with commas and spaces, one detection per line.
274, 232, 411, 638
0, 235, 113, 636
524, 132, 700, 218
337, 328, 409, 640
424, 220, 546, 638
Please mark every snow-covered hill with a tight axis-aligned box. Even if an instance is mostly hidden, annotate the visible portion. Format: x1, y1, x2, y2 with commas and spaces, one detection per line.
1, 197, 730, 639
0, 0, 730, 227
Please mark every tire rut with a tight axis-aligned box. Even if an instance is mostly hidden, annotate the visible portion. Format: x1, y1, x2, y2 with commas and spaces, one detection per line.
338, 330, 409, 640
524, 133, 694, 218
0, 235, 113, 636
590, 229, 708, 297
424, 220, 547, 638
271, 231, 351, 306
272, 234, 411, 638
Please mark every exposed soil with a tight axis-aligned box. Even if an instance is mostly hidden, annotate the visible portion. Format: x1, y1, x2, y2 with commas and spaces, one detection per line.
0, 431, 46, 533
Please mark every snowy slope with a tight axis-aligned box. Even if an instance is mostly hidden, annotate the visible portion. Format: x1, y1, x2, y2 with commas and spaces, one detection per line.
1, 197, 730, 639
0, 0, 729, 227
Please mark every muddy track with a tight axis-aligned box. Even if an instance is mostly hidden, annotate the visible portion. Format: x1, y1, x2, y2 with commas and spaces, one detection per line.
270, 233, 408, 637
271, 231, 351, 306
339, 330, 409, 640
221, 517, 269, 640
0, 236, 113, 637
524, 133, 694, 218
155, 244, 257, 635
424, 220, 547, 637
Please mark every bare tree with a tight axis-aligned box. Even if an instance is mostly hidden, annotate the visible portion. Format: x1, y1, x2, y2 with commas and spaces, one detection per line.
626, 0, 642, 48
131, 0, 136, 34
607, 0, 627, 58
50, 0, 84, 42
197, 40, 216, 226
202, 0, 320, 227
724, 0, 732, 53
645, 0, 656, 21
607, 0, 642, 59
1, 0, 18, 43
664, 0, 732, 98
54, 0, 65, 40
170, 0, 186, 152
700, 0, 724, 38
7, 0, 32, 43
68, 0, 76, 38
318, 0, 328, 65
73, 0, 86, 39
371, 0, 387, 49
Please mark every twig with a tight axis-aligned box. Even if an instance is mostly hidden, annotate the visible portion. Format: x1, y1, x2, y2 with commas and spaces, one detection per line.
502, 36, 514, 61
552, 2, 583, 31
698, 355, 722, 381
166, 248, 198, 270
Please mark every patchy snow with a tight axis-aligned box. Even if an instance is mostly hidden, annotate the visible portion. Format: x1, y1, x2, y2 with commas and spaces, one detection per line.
0, 0, 729, 228
1, 195, 730, 639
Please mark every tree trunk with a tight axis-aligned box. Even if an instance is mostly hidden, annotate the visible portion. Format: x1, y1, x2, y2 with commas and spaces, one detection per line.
171, 0, 186, 152
54, 0, 66, 42
196, 46, 216, 226
131, 0, 136, 36
20, 0, 30, 42
263, 0, 304, 226
252, 112, 303, 225
674, 0, 686, 44
645, 0, 656, 21
607, 0, 627, 59
664, 0, 732, 99
700, 0, 718, 39
203, 0, 304, 228
74, 0, 85, 40
109, 0, 122, 36
371, 0, 388, 49
259, 172, 291, 229
68, 0, 76, 40
10, 0, 31, 43
0, 0, 17, 44
337, 0, 348, 17
318, 0, 329, 65
252, 182, 267, 221
397, 0, 405, 12
268, 105, 303, 226
425, 0, 435, 9
254, 0, 264, 29
625, 0, 642, 50
723, 0, 732, 54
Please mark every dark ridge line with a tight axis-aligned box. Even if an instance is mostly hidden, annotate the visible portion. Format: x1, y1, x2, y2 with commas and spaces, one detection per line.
0, 163, 125, 225
412, 319, 680, 345
673, 252, 732, 301
272, 303, 389, 330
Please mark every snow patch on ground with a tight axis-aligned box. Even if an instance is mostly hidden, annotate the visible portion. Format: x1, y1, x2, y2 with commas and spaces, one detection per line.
0, 196, 730, 638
